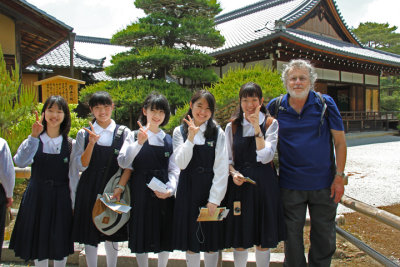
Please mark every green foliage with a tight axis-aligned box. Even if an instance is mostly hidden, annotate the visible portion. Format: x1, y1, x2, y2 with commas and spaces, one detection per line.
0, 46, 36, 137
352, 22, 400, 54
109, 0, 224, 85
80, 79, 192, 129
164, 103, 189, 134
6, 103, 88, 155
380, 76, 400, 111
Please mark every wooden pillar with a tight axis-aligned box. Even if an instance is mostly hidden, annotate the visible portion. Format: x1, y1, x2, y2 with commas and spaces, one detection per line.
15, 20, 22, 96
69, 32, 76, 78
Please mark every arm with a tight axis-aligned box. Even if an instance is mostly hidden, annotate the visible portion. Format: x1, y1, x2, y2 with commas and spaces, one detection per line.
68, 139, 79, 208
225, 123, 246, 186
112, 168, 132, 201
13, 136, 39, 167
172, 126, 194, 170
330, 129, 347, 203
81, 122, 100, 167
0, 139, 15, 207
255, 119, 278, 164
117, 130, 141, 169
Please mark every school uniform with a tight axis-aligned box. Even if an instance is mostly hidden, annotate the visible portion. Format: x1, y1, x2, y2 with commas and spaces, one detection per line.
172, 122, 229, 253
10, 133, 74, 261
223, 112, 285, 249
0, 138, 15, 260
118, 128, 179, 253
71, 120, 130, 246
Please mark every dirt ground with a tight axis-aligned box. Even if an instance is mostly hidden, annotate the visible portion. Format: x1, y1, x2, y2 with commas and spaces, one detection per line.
7, 179, 400, 266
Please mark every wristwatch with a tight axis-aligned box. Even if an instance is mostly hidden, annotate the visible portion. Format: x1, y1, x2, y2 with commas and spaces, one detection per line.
335, 171, 348, 185
115, 184, 125, 192
255, 132, 264, 138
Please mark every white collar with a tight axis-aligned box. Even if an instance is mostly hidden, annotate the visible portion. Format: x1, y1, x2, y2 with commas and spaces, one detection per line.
199, 121, 208, 133
40, 132, 62, 145
147, 128, 166, 139
242, 112, 265, 126
93, 120, 116, 134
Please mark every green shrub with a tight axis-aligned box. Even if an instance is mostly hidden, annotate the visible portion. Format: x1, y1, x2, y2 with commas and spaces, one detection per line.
164, 103, 189, 135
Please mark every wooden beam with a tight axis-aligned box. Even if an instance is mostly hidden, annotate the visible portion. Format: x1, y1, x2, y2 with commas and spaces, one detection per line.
15, 20, 22, 96
69, 32, 76, 78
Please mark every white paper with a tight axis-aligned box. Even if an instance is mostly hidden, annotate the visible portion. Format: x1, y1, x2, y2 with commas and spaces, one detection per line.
147, 177, 168, 193
100, 197, 131, 214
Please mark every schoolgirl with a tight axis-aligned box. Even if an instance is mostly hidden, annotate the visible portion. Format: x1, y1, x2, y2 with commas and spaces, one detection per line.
223, 82, 285, 266
172, 90, 229, 267
71, 91, 131, 267
10, 96, 74, 267
117, 92, 179, 267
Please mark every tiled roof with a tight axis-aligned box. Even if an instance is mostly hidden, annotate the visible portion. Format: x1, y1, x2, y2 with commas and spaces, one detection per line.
92, 71, 131, 82
35, 42, 104, 70
285, 29, 400, 67
75, 35, 111, 45
25, 65, 53, 73
209, 0, 400, 66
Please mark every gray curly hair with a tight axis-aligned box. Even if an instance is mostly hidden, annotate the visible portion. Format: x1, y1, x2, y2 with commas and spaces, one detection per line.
281, 59, 318, 90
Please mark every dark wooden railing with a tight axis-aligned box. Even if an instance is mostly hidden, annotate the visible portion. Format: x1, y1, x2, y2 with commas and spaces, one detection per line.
340, 111, 399, 132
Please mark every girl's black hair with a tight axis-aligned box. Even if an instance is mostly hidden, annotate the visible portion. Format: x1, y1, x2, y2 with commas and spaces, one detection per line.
41, 95, 71, 138
138, 92, 171, 127
231, 82, 269, 128
88, 91, 113, 123
88, 91, 113, 108
183, 90, 218, 140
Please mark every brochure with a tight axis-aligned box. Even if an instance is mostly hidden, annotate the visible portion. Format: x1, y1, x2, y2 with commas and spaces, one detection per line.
100, 194, 131, 214
147, 177, 169, 193
197, 207, 230, 222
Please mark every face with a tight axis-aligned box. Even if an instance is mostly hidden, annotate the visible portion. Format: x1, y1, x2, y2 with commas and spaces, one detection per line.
44, 104, 65, 129
190, 97, 212, 126
241, 95, 264, 117
91, 104, 114, 124
287, 68, 311, 99
143, 107, 165, 127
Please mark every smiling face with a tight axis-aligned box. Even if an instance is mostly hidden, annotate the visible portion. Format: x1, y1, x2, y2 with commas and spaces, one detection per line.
143, 107, 165, 128
286, 68, 311, 99
90, 104, 114, 125
241, 95, 264, 118
190, 97, 212, 126
44, 104, 65, 130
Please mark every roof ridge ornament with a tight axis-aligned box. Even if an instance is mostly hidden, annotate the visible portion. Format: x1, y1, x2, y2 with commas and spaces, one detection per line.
274, 19, 287, 32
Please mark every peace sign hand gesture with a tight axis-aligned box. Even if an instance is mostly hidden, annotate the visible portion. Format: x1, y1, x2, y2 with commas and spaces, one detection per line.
183, 115, 200, 143
32, 111, 44, 138
83, 122, 100, 145
137, 121, 149, 145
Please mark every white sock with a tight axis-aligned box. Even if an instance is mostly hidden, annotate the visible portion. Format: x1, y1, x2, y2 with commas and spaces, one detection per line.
85, 244, 98, 267
105, 241, 118, 267
34, 259, 48, 267
233, 249, 248, 267
136, 253, 149, 267
185, 252, 200, 267
158, 251, 169, 267
204, 251, 219, 267
54, 257, 67, 267
255, 249, 270, 267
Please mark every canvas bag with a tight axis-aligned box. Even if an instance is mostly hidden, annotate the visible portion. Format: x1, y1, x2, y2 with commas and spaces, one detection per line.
91, 125, 130, 236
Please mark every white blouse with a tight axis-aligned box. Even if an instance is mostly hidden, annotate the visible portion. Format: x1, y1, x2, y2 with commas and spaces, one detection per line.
225, 112, 278, 165
117, 128, 180, 193
172, 122, 229, 206
0, 138, 15, 198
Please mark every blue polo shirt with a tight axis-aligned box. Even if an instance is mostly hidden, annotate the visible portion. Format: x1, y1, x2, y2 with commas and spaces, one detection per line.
267, 91, 344, 190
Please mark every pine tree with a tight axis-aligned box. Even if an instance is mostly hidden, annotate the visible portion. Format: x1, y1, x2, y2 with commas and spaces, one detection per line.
106, 0, 225, 89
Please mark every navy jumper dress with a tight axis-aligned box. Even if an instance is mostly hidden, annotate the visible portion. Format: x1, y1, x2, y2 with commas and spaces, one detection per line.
128, 134, 174, 253
173, 126, 224, 253
10, 137, 74, 261
223, 121, 285, 249
72, 125, 127, 246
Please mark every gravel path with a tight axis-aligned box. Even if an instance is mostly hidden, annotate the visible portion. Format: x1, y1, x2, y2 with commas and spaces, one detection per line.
338, 134, 400, 214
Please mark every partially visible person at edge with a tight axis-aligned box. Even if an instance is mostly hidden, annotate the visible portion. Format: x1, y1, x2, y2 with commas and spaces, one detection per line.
71, 91, 131, 267
223, 82, 285, 267
267, 59, 347, 267
0, 137, 15, 260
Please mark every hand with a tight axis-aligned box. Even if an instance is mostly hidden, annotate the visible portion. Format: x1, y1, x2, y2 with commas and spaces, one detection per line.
83, 122, 100, 145
137, 121, 149, 145
245, 105, 262, 132
154, 190, 172, 199
183, 115, 200, 142
330, 175, 345, 203
112, 188, 123, 202
207, 202, 218, 216
232, 171, 245, 186
31, 111, 44, 138
6, 197, 13, 208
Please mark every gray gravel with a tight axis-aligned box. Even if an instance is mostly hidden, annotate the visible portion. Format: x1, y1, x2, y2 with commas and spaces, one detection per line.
338, 134, 400, 214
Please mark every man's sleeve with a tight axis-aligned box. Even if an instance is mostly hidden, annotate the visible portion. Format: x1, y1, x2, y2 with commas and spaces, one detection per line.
323, 95, 345, 131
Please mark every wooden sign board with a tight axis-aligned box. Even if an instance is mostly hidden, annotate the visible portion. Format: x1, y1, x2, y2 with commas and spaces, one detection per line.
34, 75, 85, 104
